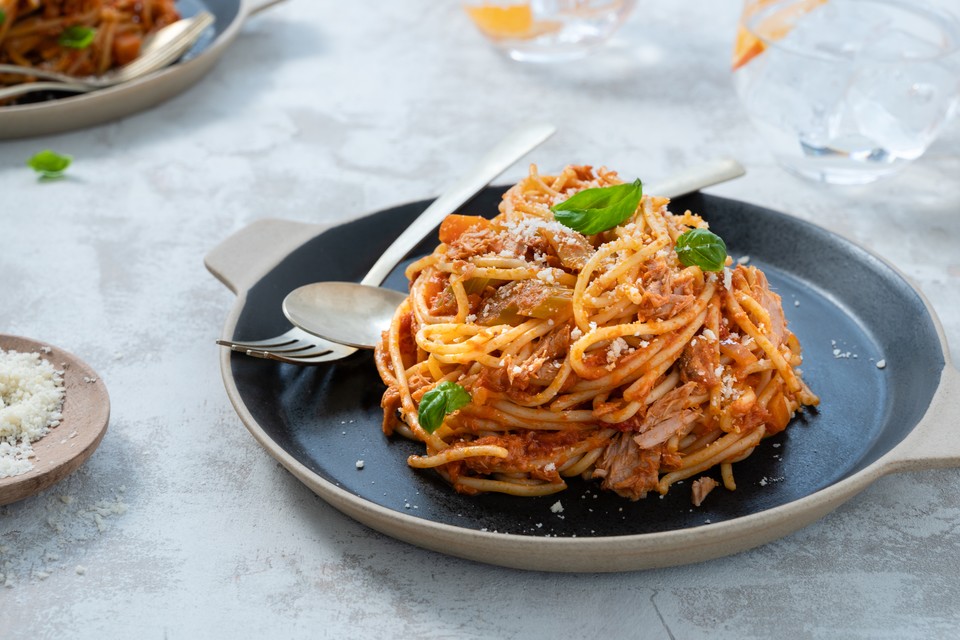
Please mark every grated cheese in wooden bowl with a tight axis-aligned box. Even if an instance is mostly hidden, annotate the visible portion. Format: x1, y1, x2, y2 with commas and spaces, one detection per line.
0, 349, 65, 478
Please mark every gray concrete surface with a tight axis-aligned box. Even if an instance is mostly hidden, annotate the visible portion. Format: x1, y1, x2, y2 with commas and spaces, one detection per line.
1, 1, 959, 637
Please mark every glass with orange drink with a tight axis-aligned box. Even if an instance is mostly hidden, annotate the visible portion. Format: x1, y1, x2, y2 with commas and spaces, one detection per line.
463, 0, 636, 62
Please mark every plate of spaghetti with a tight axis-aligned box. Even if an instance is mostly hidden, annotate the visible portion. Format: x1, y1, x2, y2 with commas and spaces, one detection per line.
208, 164, 958, 572
0, 0, 262, 138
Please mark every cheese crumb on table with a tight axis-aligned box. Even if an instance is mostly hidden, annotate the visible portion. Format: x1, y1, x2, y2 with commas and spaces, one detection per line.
0, 348, 66, 478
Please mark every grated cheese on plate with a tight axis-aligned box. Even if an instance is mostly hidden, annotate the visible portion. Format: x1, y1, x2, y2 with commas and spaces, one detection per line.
0, 349, 66, 479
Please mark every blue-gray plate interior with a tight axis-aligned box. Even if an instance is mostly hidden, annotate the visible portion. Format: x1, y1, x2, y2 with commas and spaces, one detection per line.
226, 189, 944, 537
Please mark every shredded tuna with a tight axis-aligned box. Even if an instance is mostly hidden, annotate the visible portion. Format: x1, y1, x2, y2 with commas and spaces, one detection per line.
455, 431, 594, 480
379, 386, 401, 435
446, 225, 507, 260
678, 337, 720, 387
538, 226, 595, 270
634, 410, 700, 449
612, 381, 703, 433
505, 326, 572, 393
691, 476, 719, 506
594, 433, 662, 500
633, 255, 698, 322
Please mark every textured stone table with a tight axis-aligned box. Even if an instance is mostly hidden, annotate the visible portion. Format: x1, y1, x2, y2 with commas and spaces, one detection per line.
2, 1, 959, 637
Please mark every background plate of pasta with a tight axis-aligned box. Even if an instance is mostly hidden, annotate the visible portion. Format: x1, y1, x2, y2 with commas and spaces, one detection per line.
0, 0, 255, 138
208, 164, 957, 572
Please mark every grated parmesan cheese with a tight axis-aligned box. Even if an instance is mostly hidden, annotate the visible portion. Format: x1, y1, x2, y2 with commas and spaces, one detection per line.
0, 349, 66, 479
536, 268, 558, 285
502, 217, 571, 244
605, 338, 634, 370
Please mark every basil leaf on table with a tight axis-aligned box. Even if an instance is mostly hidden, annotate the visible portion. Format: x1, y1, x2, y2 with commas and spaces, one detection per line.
27, 150, 72, 179
418, 381, 472, 433
550, 179, 643, 235
675, 228, 728, 272
58, 26, 97, 49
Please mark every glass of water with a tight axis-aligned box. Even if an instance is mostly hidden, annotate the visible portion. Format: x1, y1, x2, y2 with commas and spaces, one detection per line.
733, 0, 960, 184
463, 0, 636, 63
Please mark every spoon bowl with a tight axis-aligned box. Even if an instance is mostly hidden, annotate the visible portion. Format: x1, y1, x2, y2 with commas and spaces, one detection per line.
283, 283, 407, 349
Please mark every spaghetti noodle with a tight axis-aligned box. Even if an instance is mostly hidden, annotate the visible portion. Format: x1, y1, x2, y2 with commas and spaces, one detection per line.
375, 164, 819, 504
0, 0, 180, 87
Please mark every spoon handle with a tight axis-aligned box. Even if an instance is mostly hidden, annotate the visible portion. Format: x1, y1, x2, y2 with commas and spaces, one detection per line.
359, 123, 556, 287
645, 157, 745, 200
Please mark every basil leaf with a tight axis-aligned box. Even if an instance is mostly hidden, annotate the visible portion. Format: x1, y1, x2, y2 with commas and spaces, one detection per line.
550, 179, 643, 235
58, 26, 96, 49
417, 381, 471, 433
0, 10, 7, 26
27, 150, 72, 179
675, 228, 727, 272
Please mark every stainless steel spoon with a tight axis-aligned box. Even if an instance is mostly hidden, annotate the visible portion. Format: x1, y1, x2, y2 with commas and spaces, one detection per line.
282, 157, 746, 349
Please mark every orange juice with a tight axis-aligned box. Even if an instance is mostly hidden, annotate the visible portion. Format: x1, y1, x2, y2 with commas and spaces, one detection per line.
462, 1, 636, 62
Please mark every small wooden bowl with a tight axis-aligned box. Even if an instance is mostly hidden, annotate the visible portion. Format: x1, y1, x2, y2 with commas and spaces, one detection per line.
0, 335, 110, 506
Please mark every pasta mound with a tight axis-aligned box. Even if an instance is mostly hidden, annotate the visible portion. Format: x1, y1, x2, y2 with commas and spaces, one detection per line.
375, 164, 818, 504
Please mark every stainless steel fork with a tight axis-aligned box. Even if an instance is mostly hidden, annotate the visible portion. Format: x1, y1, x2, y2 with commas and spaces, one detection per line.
216, 327, 357, 364
217, 122, 559, 364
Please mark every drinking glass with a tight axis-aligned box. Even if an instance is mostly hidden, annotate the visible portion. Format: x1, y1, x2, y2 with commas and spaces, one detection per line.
732, 0, 960, 184
462, 0, 636, 63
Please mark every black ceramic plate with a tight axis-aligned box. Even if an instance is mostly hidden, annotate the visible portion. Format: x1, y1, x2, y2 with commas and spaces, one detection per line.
227, 190, 944, 538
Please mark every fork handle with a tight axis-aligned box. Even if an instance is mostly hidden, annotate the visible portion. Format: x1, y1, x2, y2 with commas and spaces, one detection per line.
205, 218, 325, 295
